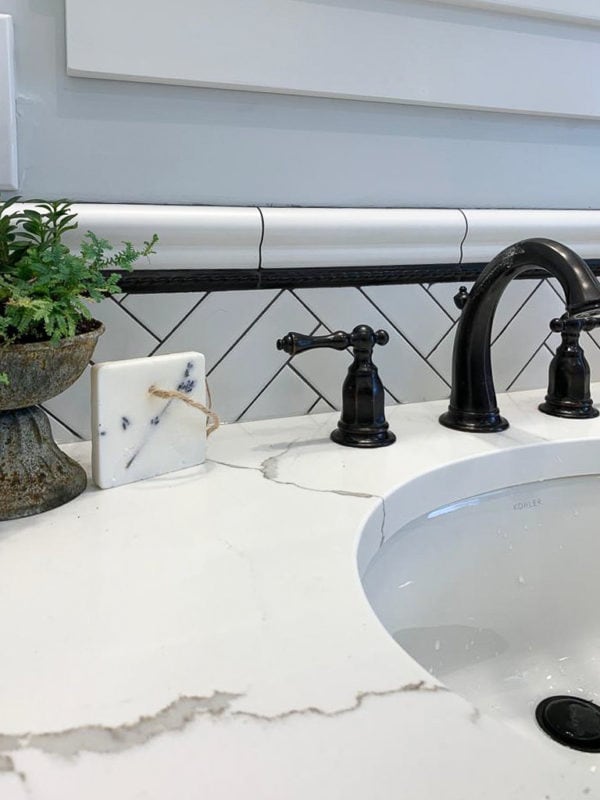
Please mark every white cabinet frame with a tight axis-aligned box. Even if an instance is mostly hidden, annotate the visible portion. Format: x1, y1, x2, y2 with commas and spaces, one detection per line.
0, 15, 17, 191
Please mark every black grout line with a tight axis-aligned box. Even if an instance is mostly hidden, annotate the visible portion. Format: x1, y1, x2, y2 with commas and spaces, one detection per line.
422, 284, 456, 323
383, 384, 401, 404
490, 279, 543, 346
289, 288, 333, 331
546, 277, 566, 303
425, 319, 457, 360
147, 293, 209, 356
306, 397, 323, 414
505, 333, 552, 392
235, 320, 321, 421
287, 363, 337, 410
357, 287, 451, 388
108, 295, 162, 343
207, 289, 285, 376
457, 209, 468, 266
292, 287, 401, 402
257, 207, 265, 270
583, 329, 600, 353
42, 406, 84, 440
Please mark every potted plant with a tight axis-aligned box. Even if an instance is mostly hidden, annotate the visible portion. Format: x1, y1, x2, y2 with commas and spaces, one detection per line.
0, 198, 157, 521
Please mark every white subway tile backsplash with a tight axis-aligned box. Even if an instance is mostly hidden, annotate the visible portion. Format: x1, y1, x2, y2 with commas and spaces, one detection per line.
206, 291, 317, 421
46, 413, 82, 445
427, 324, 457, 385
362, 284, 454, 356
490, 280, 543, 342
121, 293, 205, 340
581, 334, 600, 377
295, 287, 449, 403
509, 346, 553, 394
309, 399, 335, 415
46, 279, 600, 440
88, 298, 160, 362
282, 324, 353, 410
425, 283, 465, 322
491, 281, 563, 391
239, 359, 319, 422
44, 366, 94, 440
154, 290, 279, 368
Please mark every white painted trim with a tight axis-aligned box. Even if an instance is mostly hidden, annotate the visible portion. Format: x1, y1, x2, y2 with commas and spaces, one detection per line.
424, 0, 600, 26
461, 209, 600, 263
0, 15, 17, 191
65, 1, 600, 120
260, 208, 466, 268
14, 204, 263, 270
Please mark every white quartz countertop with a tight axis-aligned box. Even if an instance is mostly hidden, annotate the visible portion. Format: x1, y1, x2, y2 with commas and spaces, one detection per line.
1, 387, 600, 799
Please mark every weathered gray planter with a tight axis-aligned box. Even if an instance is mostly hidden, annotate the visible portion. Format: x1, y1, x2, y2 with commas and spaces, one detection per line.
0, 322, 104, 520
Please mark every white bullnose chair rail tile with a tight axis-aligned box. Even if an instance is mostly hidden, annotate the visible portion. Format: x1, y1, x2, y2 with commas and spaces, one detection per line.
14, 204, 600, 270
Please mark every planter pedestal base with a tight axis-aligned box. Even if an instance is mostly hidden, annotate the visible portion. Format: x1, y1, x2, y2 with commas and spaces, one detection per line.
0, 406, 87, 521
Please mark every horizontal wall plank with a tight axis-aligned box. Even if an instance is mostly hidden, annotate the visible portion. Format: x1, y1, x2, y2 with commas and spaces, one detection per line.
66, 0, 600, 119
425, 0, 600, 26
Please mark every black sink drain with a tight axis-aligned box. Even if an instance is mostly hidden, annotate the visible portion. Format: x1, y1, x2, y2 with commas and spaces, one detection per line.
536, 696, 600, 752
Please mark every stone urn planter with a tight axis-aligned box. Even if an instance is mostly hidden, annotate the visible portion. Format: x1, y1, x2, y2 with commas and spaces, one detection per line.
0, 321, 104, 521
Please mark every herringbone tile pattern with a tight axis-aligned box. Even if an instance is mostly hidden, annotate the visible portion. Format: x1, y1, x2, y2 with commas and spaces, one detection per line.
45, 279, 585, 443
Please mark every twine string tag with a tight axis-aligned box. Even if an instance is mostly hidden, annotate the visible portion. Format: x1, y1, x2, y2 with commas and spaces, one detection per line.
148, 381, 220, 436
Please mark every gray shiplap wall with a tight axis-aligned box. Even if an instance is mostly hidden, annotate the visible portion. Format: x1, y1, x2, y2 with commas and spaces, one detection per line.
2, 0, 600, 209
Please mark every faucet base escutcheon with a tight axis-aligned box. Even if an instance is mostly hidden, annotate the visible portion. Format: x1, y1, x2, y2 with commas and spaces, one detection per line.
439, 407, 508, 433
538, 398, 599, 419
331, 421, 396, 448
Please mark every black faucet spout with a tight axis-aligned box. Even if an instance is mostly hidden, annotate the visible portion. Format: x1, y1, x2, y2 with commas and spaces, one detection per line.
439, 238, 600, 433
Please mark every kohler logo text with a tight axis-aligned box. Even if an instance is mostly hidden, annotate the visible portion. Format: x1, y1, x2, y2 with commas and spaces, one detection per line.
513, 499, 542, 511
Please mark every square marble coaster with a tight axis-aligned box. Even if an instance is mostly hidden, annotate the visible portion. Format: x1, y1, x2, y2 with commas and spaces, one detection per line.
91, 352, 207, 489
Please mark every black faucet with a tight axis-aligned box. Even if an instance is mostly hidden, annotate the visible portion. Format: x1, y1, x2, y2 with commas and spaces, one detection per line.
439, 238, 600, 433
277, 325, 396, 448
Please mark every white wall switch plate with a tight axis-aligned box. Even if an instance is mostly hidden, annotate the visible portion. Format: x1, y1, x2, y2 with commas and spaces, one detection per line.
0, 15, 17, 191
91, 352, 207, 489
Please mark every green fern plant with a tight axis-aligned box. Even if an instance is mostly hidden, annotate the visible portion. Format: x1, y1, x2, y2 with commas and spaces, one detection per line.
0, 199, 157, 349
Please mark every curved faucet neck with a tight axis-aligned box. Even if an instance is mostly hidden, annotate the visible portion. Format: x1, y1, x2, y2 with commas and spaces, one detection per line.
440, 238, 600, 433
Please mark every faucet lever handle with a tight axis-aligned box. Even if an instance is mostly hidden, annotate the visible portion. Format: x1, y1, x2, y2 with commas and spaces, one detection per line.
276, 325, 396, 449
276, 330, 349, 355
550, 315, 600, 334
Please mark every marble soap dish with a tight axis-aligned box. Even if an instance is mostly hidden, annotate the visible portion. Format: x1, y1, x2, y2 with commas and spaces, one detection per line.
91, 352, 212, 489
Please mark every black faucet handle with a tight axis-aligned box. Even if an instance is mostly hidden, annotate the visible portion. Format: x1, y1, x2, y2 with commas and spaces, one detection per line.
276, 324, 395, 449
277, 326, 390, 356
276, 330, 350, 355
549, 314, 600, 334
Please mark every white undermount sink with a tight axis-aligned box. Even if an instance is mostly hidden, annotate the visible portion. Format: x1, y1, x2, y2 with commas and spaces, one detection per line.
360, 439, 600, 758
